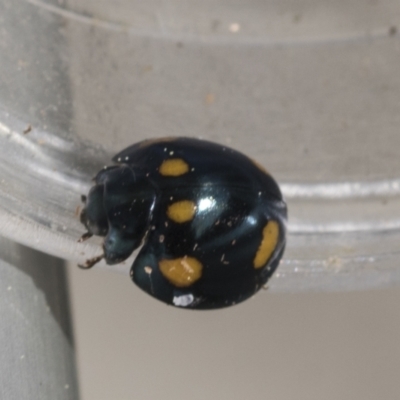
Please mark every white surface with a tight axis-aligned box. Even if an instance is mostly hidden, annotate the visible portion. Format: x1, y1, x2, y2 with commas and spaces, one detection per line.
69, 264, 400, 400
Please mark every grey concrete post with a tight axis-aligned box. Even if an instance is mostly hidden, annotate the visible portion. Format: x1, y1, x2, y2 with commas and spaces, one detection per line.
0, 235, 79, 399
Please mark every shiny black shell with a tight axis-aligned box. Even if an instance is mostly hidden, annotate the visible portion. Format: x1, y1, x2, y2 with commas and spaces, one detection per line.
80, 137, 287, 309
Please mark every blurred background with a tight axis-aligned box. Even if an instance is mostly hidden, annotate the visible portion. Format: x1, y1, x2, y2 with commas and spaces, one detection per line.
0, 0, 400, 398
69, 265, 400, 400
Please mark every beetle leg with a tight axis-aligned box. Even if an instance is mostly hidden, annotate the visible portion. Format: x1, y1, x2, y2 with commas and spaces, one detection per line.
78, 254, 104, 269
77, 231, 93, 242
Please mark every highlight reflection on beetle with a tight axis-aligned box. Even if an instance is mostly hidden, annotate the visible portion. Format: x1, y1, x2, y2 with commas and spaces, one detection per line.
79, 137, 287, 309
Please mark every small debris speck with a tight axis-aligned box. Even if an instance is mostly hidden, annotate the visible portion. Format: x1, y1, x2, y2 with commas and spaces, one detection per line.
205, 93, 215, 104
229, 23, 240, 33
23, 125, 32, 134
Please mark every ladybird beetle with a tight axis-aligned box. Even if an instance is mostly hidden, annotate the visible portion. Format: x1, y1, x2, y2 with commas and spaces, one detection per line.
79, 137, 287, 309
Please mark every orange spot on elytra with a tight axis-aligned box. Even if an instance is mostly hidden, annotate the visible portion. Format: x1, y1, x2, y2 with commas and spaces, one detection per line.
159, 257, 203, 287
253, 221, 279, 269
